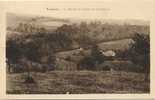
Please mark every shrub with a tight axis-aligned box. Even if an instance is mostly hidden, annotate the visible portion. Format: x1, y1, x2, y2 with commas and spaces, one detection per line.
129, 33, 150, 81
78, 44, 104, 70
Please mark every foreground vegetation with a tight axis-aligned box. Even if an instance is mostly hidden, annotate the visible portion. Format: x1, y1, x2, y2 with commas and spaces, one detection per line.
7, 71, 149, 94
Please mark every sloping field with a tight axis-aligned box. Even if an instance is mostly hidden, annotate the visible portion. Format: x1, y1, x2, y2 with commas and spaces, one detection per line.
98, 38, 133, 51
7, 71, 149, 94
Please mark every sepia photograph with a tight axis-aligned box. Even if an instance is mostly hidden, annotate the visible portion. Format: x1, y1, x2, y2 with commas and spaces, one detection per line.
0, 0, 154, 99
6, 13, 150, 94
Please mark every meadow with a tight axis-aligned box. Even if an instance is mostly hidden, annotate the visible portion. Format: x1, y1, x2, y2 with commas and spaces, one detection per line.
7, 71, 149, 94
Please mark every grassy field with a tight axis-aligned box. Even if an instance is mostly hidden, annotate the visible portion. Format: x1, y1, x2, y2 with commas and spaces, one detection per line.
7, 71, 149, 94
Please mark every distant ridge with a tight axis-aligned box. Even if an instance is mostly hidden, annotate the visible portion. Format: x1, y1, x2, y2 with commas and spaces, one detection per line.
7, 12, 149, 27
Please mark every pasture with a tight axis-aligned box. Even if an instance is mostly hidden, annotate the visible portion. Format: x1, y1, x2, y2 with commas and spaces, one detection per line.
7, 71, 149, 94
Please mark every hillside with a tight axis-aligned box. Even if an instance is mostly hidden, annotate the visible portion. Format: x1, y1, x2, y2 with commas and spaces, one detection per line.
98, 38, 133, 51
7, 71, 149, 94
6, 13, 150, 94
7, 13, 71, 31
7, 13, 149, 36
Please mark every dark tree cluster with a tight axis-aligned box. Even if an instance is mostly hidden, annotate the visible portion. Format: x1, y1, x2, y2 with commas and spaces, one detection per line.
6, 26, 73, 73
78, 45, 105, 70
128, 33, 150, 81
15, 23, 47, 33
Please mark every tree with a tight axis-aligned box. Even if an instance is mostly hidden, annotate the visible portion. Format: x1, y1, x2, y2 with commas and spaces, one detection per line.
77, 34, 94, 48
6, 39, 22, 64
6, 39, 23, 73
90, 44, 105, 65
78, 44, 104, 70
55, 24, 78, 38
129, 33, 150, 81
79, 21, 89, 34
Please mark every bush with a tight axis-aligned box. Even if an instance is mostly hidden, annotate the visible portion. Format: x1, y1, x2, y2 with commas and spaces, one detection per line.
24, 75, 36, 84
78, 45, 105, 70
129, 33, 150, 81
78, 56, 96, 70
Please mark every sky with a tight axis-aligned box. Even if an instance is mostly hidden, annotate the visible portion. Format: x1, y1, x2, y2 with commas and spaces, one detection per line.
2, 0, 155, 20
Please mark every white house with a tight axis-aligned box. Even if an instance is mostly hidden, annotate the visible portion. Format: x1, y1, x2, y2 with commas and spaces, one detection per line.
101, 50, 116, 57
